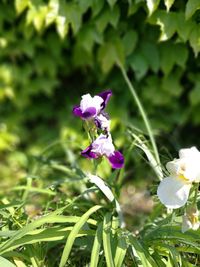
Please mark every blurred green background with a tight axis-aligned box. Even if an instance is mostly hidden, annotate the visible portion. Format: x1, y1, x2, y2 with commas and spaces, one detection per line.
1, 0, 200, 189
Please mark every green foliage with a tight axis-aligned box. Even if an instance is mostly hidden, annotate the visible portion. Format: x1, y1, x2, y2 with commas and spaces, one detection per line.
1, 0, 200, 181
1, 157, 200, 266
186, 0, 200, 20
1, 1, 200, 264
0, 256, 16, 267
59, 205, 102, 267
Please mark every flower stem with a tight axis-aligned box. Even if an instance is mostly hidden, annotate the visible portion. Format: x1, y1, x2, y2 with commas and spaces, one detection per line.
193, 183, 199, 205
93, 159, 98, 174
118, 64, 161, 167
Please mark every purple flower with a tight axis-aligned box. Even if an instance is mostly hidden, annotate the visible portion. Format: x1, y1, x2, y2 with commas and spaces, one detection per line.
98, 90, 112, 109
94, 113, 110, 132
73, 90, 112, 120
81, 134, 124, 169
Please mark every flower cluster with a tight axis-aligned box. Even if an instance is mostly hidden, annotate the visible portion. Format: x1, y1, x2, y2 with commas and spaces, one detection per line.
73, 90, 124, 169
157, 147, 200, 209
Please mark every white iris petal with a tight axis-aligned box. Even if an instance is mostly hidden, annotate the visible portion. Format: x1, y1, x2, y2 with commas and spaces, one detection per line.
179, 147, 200, 182
80, 94, 103, 114
91, 134, 115, 157
179, 146, 200, 159
182, 215, 193, 233
158, 147, 200, 209
96, 114, 110, 131
166, 159, 183, 176
157, 176, 191, 209
182, 213, 200, 233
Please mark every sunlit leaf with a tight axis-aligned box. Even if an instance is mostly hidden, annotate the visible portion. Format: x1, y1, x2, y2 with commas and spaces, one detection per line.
146, 0, 160, 16
154, 11, 177, 41
46, 0, 59, 26
185, 0, 200, 20
164, 0, 175, 12
15, 0, 29, 15
56, 16, 68, 39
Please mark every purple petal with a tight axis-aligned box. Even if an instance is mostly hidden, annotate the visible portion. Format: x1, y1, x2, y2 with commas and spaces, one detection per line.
108, 151, 124, 169
94, 118, 101, 129
98, 90, 112, 110
73, 106, 82, 117
81, 145, 98, 159
82, 107, 97, 119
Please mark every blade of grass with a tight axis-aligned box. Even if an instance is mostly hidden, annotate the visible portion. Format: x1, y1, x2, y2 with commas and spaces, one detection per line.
1, 252, 30, 262
156, 243, 181, 267
0, 256, 16, 267
0, 202, 22, 210
59, 205, 102, 267
143, 225, 200, 249
114, 235, 127, 267
129, 235, 158, 267
0, 215, 97, 254
1, 227, 95, 254
151, 251, 167, 267
129, 131, 163, 180
13, 186, 56, 196
103, 213, 114, 267
13, 257, 27, 267
86, 174, 125, 227
90, 222, 103, 267
0, 186, 99, 254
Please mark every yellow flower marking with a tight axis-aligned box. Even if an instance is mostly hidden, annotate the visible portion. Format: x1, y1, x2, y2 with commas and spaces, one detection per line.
190, 214, 199, 225
178, 174, 190, 183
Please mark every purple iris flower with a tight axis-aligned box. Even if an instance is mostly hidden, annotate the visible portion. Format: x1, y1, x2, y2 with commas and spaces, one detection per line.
73, 90, 112, 120
94, 113, 110, 132
81, 134, 124, 169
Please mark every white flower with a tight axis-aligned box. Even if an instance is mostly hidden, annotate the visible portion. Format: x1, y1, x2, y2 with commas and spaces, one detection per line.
157, 147, 200, 209
95, 113, 111, 131
73, 90, 112, 120
91, 133, 115, 157
157, 177, 191, 209
166, 146, 200, 182
182, 207, 200, 233
80, 94, 103, 116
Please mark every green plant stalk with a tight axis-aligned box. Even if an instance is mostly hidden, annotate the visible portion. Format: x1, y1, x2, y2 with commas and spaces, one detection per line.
193, 183, 199, 205
119, 64, 160, 167
22, 177, 32, 201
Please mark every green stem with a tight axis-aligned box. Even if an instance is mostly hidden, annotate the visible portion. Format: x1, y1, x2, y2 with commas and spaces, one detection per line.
119, 64, 160, 166
93, 159, 98, 174
22, 177, 32, 201
193, 183, 199, 205
84, 121, 95, 142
